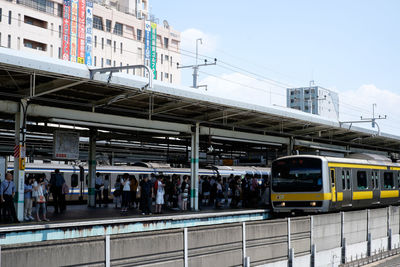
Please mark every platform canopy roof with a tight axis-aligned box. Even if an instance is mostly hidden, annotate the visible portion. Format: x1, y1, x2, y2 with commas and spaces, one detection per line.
0, 47, 399, 156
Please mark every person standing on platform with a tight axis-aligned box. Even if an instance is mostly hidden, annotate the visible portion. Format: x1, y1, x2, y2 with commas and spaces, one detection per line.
113, 177, 122, 209
95, 172, 103, 207
202, 177, 210, 206
181, 176, 189, 211
0, 172, 19, 223
33, 176, 49, 222
121, 173, 130, 213
50, 169, 65, 214
103, 175, 110, 207
155, 176, 165, 214
24, 176, 34, 221
140, 175, 153, 215
129, 175, 138, 209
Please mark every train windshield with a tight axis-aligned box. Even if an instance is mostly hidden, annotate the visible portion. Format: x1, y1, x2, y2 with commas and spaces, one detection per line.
272, 158, 322, 192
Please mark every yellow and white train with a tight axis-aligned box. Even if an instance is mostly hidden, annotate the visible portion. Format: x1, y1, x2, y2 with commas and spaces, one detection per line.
271, 154, 400, 213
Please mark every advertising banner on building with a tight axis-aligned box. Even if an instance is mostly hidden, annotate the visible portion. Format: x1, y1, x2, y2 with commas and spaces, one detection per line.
62, 0, 71, 61
77, 0, 86, 64
85, 0, 93, 66
150, 22, 157, 80
144, 21, 151, 67
70, 0, 79, 62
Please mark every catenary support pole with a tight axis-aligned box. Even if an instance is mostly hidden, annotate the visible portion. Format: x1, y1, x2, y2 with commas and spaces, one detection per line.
88, 128, 97, 207
14, 105, 26, 221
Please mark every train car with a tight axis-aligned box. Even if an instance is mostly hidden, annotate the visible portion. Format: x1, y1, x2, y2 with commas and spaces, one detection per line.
7, 162, 270, 201
271, 154, 400, 213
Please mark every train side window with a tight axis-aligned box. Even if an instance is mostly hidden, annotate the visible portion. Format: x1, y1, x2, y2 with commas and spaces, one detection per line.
341, 170, 346, 190
384, 172, 394, 189
371, 172, 375, 189
375, 171, 379, 189
357, 171, 367, 190
330, 169, 335, 186
346, 170, 351, 190
397, 172, 400, 189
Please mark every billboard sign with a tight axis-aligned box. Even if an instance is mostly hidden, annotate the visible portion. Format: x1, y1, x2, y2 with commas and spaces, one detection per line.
62, 0, 71, 61
85, 0, 93, 66
62, 0, 92, 65
150, 22, 157, 80
144, 21, 151, 67
77, 0, 86, 64
70, 0, 79, 62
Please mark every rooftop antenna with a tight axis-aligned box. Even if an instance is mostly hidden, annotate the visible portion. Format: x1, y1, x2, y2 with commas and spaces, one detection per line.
177, 38, 216, 90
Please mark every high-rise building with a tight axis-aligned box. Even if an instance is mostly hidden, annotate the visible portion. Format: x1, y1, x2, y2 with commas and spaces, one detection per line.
0, 0, 181, 84
287, 86, 339, 120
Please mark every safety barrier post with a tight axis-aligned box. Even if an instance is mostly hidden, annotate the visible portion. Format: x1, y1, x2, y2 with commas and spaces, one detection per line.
388, 207, 392, 251
310, 216, 315, 267
367, 209, 371, 257
105, 235, 110, 267
242, 222, 249, 266
184, 228, 188, 267
341, 211, 346, 263
288, 217, 293, 267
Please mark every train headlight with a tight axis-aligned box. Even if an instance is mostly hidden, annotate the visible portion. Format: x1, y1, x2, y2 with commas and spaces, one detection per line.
310, 202, 316, 207
280, 202, 286, 207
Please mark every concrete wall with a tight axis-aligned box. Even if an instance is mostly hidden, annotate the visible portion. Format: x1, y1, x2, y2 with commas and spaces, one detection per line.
3, 206, 400, 267
344, 210, 367, 245
313, 213, 341, 251
246, 219, 289, 266
188, 224, 242, 267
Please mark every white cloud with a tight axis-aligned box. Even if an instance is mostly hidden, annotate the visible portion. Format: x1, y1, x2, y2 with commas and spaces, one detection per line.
339, 85, 400, 135
180, 28, 219, 63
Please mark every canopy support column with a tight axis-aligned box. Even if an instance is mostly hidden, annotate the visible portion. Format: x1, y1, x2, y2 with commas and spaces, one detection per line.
88, 129, 97, 207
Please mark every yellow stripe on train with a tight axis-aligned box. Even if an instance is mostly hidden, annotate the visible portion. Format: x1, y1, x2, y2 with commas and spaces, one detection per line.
380, 190, 399, 198
271, 193, 332, 201
352, 191, 373, 200
328, 163, 387, 170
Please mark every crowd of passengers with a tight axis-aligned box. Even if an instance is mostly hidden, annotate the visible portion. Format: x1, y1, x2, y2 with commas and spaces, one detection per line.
0, 171, 271, 223
95, 173, 271, 215
1, 170, 67, 223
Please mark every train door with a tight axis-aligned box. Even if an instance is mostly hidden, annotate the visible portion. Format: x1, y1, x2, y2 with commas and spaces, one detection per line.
330, 168, 337, 208
341, 169, 352, 208
371, 170, 380, 205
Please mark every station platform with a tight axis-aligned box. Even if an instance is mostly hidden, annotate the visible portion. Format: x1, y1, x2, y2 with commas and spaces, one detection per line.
0, 204, 270, 246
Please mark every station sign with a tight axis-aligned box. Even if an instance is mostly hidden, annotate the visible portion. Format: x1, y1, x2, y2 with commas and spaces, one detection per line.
53, 130, 80, 160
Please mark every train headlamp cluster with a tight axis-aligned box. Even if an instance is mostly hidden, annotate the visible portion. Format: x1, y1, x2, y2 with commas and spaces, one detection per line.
310, 202, 317, 207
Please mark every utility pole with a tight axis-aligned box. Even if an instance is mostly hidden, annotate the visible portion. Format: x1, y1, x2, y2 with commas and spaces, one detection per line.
177, 38, 217, 89
339, 103, 387, 135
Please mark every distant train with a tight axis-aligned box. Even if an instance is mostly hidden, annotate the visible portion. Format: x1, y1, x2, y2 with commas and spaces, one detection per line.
271, 154, 400, 213
8, 162, 270, 201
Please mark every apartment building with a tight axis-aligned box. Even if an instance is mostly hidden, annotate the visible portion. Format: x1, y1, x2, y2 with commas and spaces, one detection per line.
287, 86, 339, 120
0, 0, 181, 84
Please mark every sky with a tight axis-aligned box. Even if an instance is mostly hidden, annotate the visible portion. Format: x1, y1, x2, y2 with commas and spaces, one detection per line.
150, 0, 400, 136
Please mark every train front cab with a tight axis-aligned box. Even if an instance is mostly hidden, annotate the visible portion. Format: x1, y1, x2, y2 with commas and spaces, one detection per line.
271, 156, 331, 214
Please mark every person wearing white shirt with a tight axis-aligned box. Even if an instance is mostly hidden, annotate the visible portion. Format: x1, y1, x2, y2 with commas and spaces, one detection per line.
95, 172, 103, 207
121, 173, 131, 213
